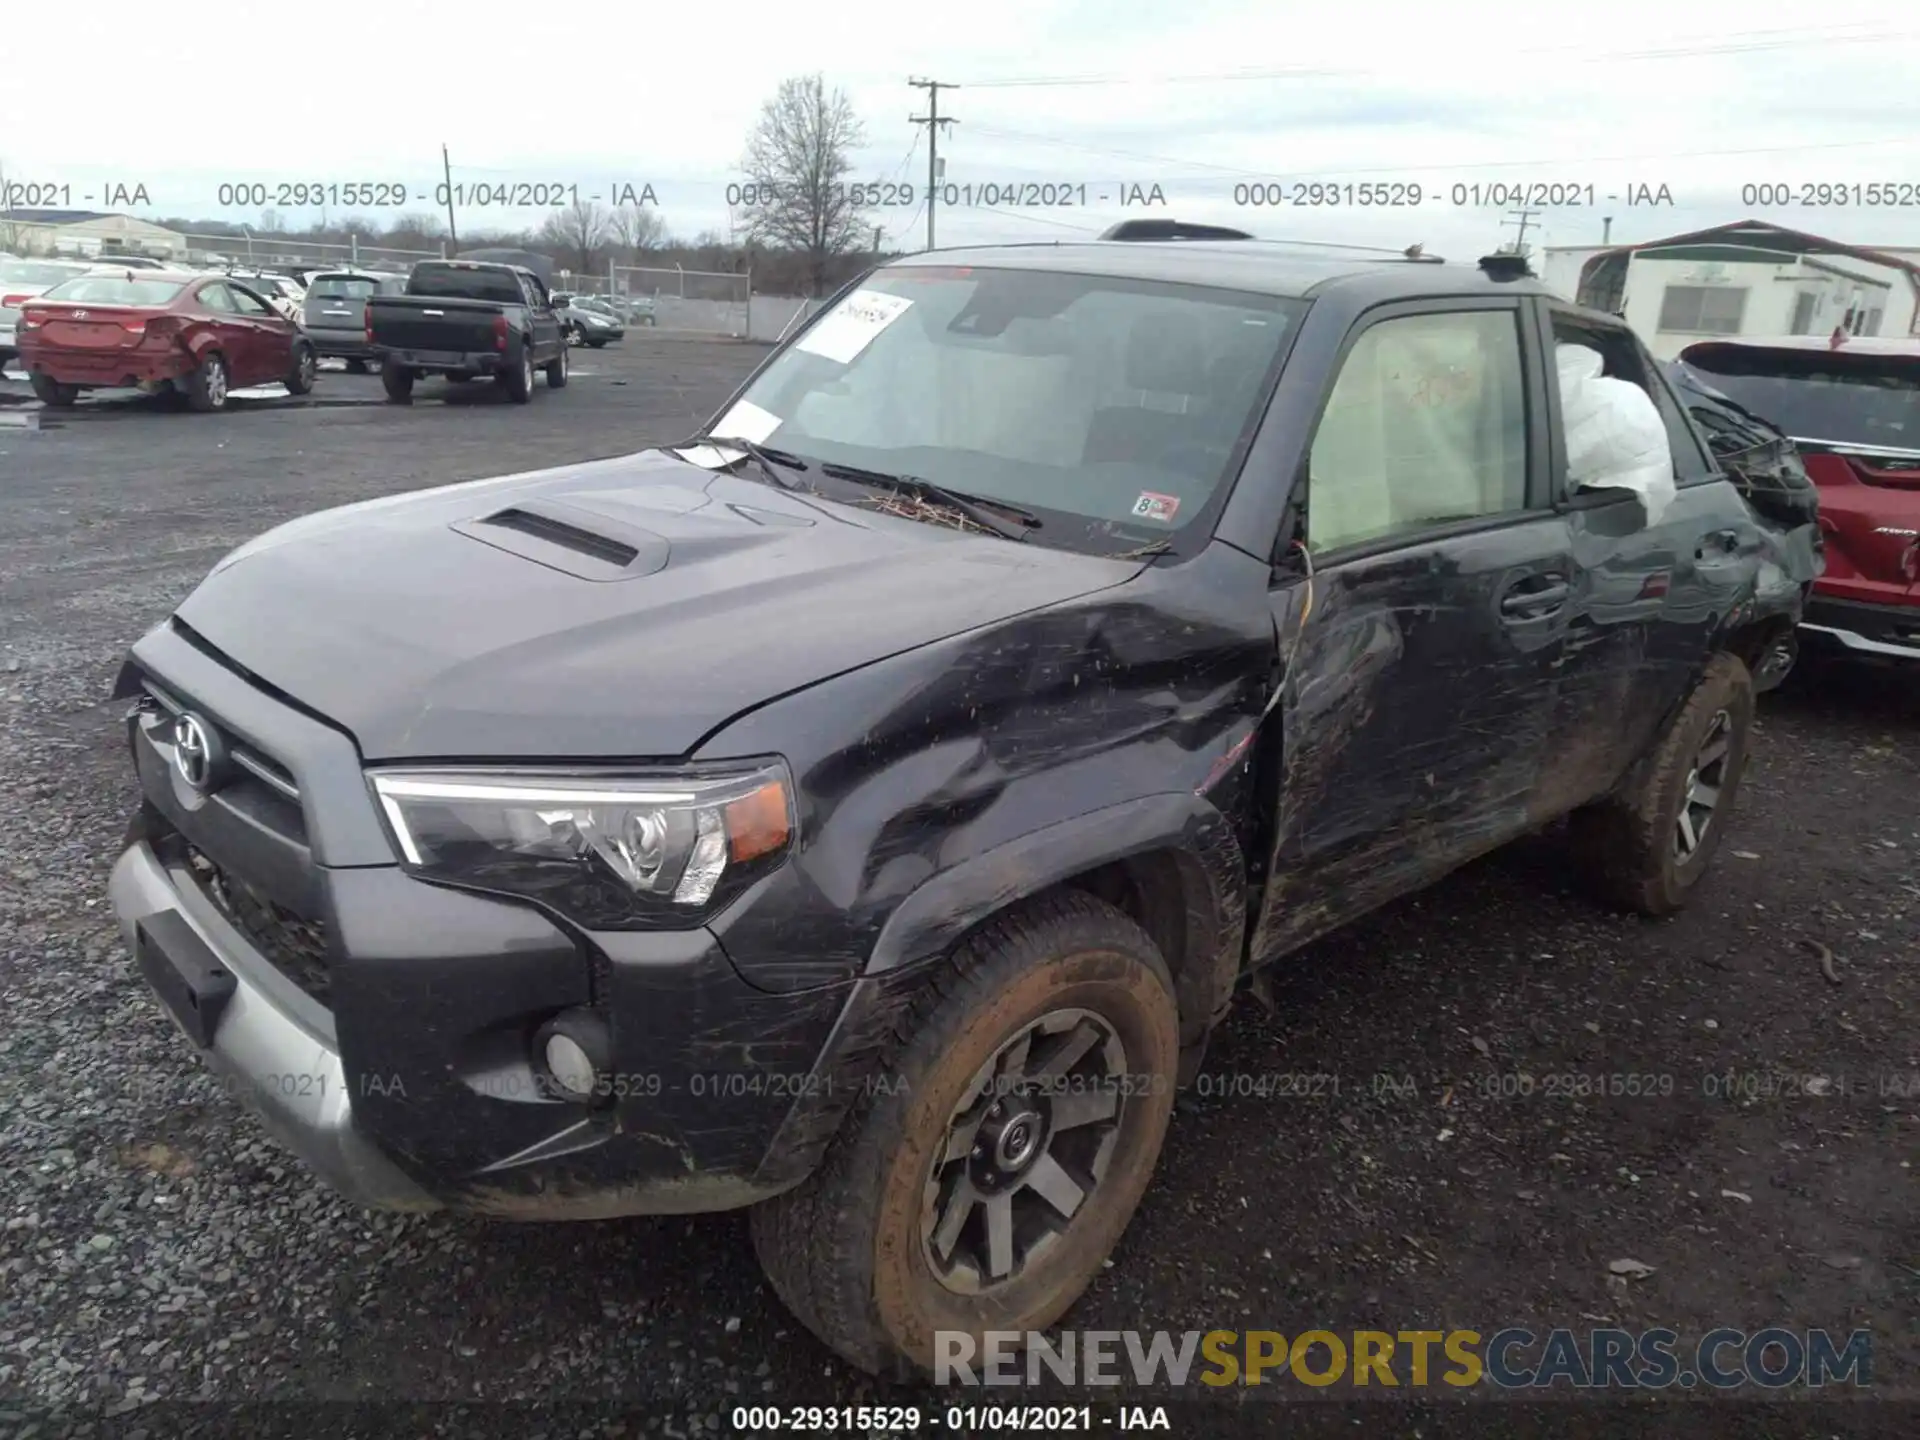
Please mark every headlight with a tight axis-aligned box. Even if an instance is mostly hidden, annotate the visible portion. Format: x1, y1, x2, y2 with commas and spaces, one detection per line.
368, 761, 794, 928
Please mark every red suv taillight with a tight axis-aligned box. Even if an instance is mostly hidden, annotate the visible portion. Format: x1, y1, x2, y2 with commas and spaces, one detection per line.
492, 314, 509, 351
18, 307, 44, 332
364, 304, 374, 345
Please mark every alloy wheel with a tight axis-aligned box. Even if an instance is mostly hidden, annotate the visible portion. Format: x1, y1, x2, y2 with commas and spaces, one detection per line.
205, 359, 227, 408
920, 1007, 1127, 1295
1675, 708, 1732, 861
297, 348, 315, 389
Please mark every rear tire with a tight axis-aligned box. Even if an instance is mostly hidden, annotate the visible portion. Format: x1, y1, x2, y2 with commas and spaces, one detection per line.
30, 373, 78, 407
749, 891, 1180, 1378
381, 362, 414, 403
1570, 652, 1755, 917
185, 352, 229, 413
284, 341, 317, 396
545, 346, 568, 388
500, 349, 534, 403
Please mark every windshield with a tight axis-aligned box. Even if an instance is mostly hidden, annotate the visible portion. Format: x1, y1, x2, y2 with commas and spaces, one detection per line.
38, 276, 188, 306
722, 266, 1303, 550
408, 265, 524, 302
308, 276, 380, 301
1682, 347, 1920, 454
2, 261, 87, 287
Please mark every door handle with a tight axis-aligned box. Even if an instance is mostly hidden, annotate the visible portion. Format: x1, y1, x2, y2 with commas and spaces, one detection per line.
1499, 575, 1570, 619
1696, 529, 1741, 560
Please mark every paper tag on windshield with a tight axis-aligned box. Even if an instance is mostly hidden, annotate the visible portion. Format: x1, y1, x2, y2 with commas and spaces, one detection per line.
1132, 492, 1181, 523
674, 399, 783, 468
795, 289, 912, 365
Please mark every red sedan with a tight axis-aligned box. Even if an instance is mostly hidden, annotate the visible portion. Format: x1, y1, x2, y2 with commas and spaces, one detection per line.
16, 270, 317, 411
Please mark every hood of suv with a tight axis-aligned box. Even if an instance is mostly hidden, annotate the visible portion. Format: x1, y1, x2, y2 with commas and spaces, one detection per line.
174, 449, 1138, 760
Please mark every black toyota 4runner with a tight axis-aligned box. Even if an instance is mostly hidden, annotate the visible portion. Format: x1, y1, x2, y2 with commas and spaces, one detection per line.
108, 223, 1817, 1377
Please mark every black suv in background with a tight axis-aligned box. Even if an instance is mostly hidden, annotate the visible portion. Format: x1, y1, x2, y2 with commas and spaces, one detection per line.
109, 224, 1815, 1377
366, 259, 568, 402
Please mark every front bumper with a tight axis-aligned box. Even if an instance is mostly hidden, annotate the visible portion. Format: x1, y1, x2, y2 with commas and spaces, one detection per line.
110, 840, 440, 1211
107, 622, 904, 1219
1801, 593, 1920, 662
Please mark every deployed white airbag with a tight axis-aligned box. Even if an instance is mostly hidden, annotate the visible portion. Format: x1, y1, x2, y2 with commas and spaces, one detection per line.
1556, 344, 1676, 526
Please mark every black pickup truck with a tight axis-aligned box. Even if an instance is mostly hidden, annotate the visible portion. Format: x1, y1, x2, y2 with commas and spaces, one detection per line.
108, 223, 1817, 1379
367, 259, 568, 403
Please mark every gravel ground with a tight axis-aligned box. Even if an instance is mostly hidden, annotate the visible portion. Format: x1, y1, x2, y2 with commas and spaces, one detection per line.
0, 340, 1914, 1438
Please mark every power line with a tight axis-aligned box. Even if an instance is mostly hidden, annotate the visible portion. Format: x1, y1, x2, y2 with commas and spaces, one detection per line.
959, 24, 1918, 88
909, 78, 958, 250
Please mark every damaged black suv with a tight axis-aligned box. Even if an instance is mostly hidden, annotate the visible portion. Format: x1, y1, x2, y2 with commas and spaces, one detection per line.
109, 222, 1817, 1377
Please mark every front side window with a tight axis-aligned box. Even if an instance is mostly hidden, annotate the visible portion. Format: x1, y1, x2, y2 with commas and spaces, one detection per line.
230, 286, 274, 316
1304, 309, 1529, 553
725, 265, 1304, 553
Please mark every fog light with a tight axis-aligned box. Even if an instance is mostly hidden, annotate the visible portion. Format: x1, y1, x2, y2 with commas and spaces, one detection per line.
532, 1010, 611, 1104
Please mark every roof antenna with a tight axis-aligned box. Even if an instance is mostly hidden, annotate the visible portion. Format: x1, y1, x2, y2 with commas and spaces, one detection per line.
1404, 242, 1424, 259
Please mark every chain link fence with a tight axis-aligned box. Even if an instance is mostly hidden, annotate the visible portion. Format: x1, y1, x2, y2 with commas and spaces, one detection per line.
613, 264, 751, 338
181, 234, 445, 273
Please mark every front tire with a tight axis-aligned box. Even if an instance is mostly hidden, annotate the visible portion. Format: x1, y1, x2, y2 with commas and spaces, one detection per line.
185, 352, 229, 412
29, 373, 78, 407
1570, 652, 1755, 916
381, 362, 414, 403
750, 891, 1179, 1377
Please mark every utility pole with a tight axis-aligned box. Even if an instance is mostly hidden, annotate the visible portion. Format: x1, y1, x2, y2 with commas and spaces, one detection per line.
441, 143, 459, 251
908, 78, 957, 252
1503, 208, 1539, 255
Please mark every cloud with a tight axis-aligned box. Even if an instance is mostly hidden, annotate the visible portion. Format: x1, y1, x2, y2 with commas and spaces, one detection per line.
6, 0, 1918, 261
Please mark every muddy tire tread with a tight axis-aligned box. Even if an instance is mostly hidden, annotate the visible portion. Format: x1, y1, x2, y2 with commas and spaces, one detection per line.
749, 888, 1169, 1378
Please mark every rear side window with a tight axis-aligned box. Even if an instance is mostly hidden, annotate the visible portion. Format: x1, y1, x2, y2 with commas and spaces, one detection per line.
1550, 311, 1714, 484
198, 283, 238, 313
38, 277, 187, 306
407, 265, 524, 303
1305, 308, 1530, 554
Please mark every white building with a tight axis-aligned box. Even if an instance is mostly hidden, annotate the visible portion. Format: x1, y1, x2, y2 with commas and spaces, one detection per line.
1538, 220, 1920, 360
0, 209, 189, 260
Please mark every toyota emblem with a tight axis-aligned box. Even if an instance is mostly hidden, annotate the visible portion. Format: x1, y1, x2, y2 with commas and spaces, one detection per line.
171, 713, 222, 791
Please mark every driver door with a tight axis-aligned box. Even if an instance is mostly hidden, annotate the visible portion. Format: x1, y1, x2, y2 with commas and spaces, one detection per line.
1249, 298, 1574, 962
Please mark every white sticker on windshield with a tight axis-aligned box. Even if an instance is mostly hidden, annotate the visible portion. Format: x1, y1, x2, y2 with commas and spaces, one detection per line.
674, 399, 784, 468
794, 289, 912, 365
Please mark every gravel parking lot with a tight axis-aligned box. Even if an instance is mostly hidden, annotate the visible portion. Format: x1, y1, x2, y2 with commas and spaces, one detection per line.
1, 338, 1914, 1435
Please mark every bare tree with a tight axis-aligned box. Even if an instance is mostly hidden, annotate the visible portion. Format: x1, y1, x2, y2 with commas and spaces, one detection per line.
540, 199, 611, 277
1, 157, 29, 253
740, 74, 871, 295
606, 204, 666, 262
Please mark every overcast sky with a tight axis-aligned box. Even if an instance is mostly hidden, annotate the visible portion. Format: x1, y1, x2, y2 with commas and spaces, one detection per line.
7, 0, 1919, 260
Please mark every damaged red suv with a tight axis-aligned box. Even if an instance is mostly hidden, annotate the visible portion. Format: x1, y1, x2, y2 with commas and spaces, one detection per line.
1681, 336, 1920, 666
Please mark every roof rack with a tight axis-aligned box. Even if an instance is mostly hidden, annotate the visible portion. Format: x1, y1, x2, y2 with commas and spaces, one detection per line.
1099, 219, 1255, 242
1096, 220, 1445, 262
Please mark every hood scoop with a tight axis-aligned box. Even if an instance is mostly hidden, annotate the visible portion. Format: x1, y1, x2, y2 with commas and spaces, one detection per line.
452, 499, 671, 581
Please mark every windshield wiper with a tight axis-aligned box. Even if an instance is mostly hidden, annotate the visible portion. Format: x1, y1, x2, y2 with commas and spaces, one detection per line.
682, 434, 812, 491
817, 463, 1037, 541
